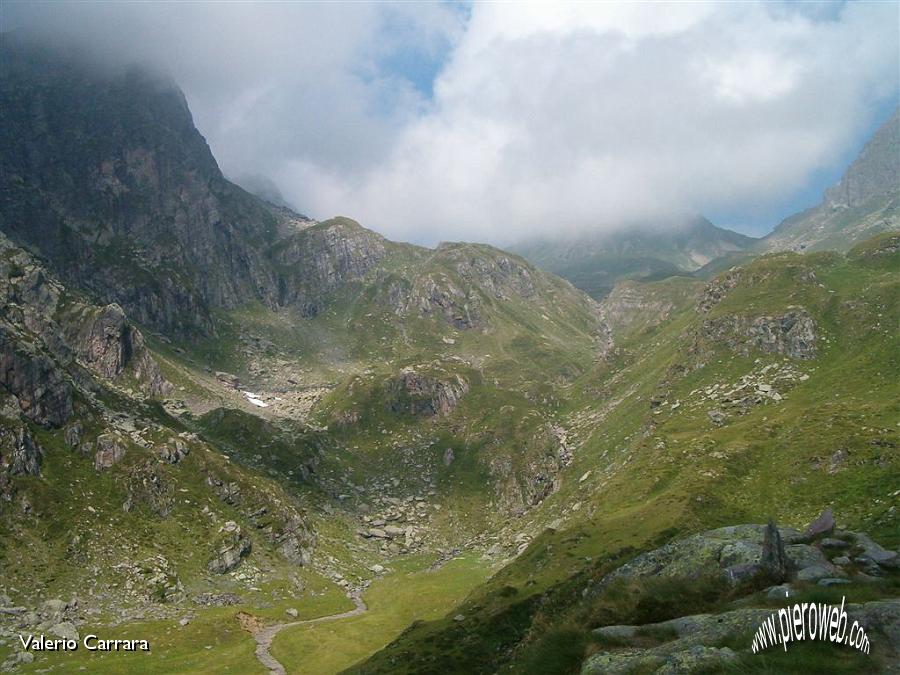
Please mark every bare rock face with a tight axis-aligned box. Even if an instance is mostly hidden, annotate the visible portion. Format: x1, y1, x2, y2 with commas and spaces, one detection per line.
274, 515, 317, 567
69, 304, 170, 396
824, 108, 899, 209
447, 248, 536, 300
803, 507, 836, 539
489, 427, 567, 517
0, 40, 284, 336
407, 276, 484, 330
208, 522, 252, 574
0, 424, 43, 501
0, 233, 170, 403
386, 368, 469, 417
0, 330, 74, 428
94, 433, 127, 470
390, 245, 544, 331
206, 470, 317, 568
272, 218, 387, 316
700, 308, 817, 360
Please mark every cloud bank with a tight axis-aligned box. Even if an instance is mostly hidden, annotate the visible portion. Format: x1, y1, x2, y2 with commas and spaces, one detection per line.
4, 1, 898, 244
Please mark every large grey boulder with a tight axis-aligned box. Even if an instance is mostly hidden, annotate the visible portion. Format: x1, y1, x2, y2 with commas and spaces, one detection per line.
852, 532, 900, 569
597, 524, 793, 589
803, 507, 835, 539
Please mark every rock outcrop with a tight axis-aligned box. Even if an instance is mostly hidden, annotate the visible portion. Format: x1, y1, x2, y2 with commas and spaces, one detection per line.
208, 522, 252, 574
0, 424, 43, 501
582, 518, 900, 674
596, 524, 795, 588
93, 433, 127, 470
697, 269, 742, 313
274, 516, 316, 567
386, 368, 469, 418
584, 600, 900, 675
272, 218, 387, 315
700, 308, 817, 359
0, 233, 170, 402
0, 330, 74, 428
68, 303, 171, 396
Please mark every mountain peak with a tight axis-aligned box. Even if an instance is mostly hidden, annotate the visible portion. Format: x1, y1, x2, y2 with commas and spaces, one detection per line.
825, 108, 899, 209
763, 108, 900, 253
512, 217, 754, 299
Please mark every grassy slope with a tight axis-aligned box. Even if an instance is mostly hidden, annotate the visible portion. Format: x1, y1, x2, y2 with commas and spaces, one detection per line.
351, 232, 900, 674
271, 554, 490, 675
4, 227, 896, 675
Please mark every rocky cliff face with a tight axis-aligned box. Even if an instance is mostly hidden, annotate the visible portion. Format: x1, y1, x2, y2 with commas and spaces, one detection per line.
0, 233, 170, 404
0, 423, 43, 502
0, 38, 284, 336
271, 218, 388, 315
0, 331, 74, 428
389, 244, 552, 331
65, 303, 170, 397
825, 109, 900, 209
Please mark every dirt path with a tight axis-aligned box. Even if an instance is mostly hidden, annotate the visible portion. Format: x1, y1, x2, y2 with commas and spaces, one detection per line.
253, 591, 368, 675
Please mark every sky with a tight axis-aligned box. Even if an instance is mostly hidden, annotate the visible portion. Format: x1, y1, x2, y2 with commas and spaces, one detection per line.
3, 1, 898, 246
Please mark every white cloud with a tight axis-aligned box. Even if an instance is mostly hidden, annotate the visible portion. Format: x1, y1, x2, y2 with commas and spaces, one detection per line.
4, 1, 898, 245
294, 1, 898, 244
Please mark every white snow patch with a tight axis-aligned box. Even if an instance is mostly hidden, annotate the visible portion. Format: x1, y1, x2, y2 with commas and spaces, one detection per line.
242, 391, 270, 408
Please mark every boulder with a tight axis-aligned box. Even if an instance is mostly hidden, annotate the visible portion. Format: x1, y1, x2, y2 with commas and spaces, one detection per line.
707, 409, 728, 426
597, 524, 792, 589
765, 584, 793, 599
158, 440, 189, 464
759, 521, 787, 582
384, 525, 405, 538
215, 371, 240, 389
274, 516, 316, 567
48, 621, 79, 641
852, 532, 900, 568
785, 544, 831, 571
594, 625, 637, 640
803, 507, 835, 539
657, 646, 738, 674
796, 565, 835, 582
